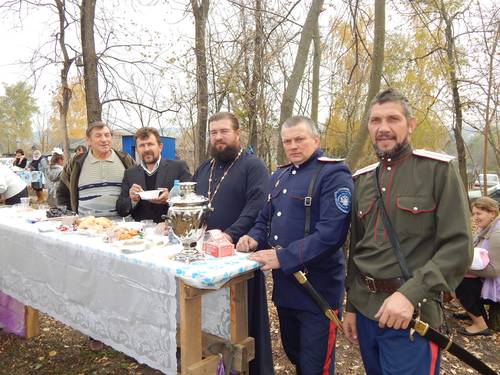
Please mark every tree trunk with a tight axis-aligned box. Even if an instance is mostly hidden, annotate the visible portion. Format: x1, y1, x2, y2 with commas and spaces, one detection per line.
481, 20, 499, 195
277, 0, 324, 164
248, 0, 263, 152
80, 0, 101, 124
441, 6, 468, 189
311, 23, 321, 125
489, 303, 500, 332
191, 0, 209, 167
55, 0, 73, 160
345, 0, 385, 170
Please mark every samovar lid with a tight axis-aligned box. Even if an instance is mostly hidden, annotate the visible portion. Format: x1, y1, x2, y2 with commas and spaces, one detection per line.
168, 182, 209, 206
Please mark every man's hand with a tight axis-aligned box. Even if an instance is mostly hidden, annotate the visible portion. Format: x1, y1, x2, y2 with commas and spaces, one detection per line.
374, 291, 414, 329
149, 188, 169, 205
342, 312, 358, 345
129, 183, 143, 203
248, 249, 280, 271
236, 235, 258, 252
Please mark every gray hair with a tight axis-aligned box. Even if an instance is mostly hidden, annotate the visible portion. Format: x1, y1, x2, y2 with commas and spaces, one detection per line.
86, 121, 111, 137
281, 116, 319, 137
369, 88, 413, 120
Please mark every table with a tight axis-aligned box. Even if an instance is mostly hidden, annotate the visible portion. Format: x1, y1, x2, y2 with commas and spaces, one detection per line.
0, 207, 259, 374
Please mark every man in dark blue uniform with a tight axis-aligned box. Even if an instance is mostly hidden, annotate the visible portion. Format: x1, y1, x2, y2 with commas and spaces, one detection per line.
192, 112, 274, 375
237, 116, 353, 375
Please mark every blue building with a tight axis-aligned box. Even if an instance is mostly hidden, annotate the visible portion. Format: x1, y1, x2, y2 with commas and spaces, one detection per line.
121, 134, 176, 160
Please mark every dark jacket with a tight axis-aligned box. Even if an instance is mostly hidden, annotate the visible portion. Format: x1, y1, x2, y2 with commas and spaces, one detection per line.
193, 151, 269, 243
57, 149, 135, 212
248, 149, 353, 312
116, 158, 191, 223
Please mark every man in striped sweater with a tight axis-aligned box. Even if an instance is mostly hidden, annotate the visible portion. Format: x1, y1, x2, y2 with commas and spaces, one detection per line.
57, 121, 135, 216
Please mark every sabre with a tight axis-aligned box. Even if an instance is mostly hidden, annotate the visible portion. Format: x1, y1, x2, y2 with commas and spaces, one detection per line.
292, 271, 497, 375
292, 270, 344, 335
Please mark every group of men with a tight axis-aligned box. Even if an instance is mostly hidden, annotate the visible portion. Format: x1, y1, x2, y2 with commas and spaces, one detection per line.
56, 89, 472, 375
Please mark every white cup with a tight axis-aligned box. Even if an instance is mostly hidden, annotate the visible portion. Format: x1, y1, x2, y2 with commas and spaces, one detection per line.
20, 197, 30, 207
140, 220, 156, 237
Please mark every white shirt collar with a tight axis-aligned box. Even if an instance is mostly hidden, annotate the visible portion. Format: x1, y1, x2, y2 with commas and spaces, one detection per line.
141, 155, 162, 176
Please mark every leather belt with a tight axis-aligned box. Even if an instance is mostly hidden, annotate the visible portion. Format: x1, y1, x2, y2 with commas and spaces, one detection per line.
360, 273, 405, 294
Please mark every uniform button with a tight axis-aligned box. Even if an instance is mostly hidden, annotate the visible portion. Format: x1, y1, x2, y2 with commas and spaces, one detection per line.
283, 189, 287, 194
381, 187, 386, 192
274, 235, 278, 240
387, 158, 392, 162
292, 170, 297, 175
413, 206, 418, 211
422, 298, 427, 303
387, 166, 392, 171
359, 211, 363, 215
277, 211, 282, 217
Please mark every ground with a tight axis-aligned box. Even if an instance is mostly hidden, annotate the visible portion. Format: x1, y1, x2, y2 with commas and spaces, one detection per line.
0, 277, 499, 375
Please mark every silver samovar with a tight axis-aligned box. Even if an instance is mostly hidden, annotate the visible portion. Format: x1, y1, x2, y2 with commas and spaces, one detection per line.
167, 182, 209, 263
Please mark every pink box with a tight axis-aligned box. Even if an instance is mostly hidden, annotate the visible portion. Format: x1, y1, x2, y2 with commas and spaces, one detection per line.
203, 229, 235, 257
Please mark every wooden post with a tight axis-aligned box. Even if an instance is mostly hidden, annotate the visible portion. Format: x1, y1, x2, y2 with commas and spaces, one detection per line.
230, 279, 248, 343
24, 306, 40, 338
230, 275, 251, 374
179, 280, 202, 374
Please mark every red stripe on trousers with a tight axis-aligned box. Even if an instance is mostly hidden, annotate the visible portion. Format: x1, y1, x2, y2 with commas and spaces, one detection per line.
428, 341, 439, 375
322, 315, 337, 375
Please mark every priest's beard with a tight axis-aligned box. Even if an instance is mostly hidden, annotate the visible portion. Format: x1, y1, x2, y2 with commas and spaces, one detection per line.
210, 145, 240, 162
373, 140, 408, 160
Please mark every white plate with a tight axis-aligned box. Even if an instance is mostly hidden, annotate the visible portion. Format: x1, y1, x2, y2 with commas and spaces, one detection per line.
138, 190, 162, 200
117, 239, 147, 253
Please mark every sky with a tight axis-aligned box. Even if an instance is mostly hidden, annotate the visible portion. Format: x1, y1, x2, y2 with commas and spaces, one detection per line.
0, 1, 194, 113
0, 1, 496, 139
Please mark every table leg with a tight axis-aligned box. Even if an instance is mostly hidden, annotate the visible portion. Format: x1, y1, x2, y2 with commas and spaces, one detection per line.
230, 277, 254, 374
179, 280, 202, 374
24, 306, 40, 338
230, 279, 248, 342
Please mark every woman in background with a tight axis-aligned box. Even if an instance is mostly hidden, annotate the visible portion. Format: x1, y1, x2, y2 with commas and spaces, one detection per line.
456, 197, 500, 336
46, 152, 64, 207
28, 150, 48, 203
12, 149, 27, 169
74, 145, 87, 157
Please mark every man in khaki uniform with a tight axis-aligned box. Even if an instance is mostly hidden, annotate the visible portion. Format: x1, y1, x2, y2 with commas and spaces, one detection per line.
343, 89, 472, 374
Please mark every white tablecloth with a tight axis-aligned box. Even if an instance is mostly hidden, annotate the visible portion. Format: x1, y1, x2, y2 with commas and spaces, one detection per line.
0, 208, 260, 374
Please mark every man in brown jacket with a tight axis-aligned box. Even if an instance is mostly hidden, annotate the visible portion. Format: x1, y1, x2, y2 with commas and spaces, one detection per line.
57, 121, 135, 216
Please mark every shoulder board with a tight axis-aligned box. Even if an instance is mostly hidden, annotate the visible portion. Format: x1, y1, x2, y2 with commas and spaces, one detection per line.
318, 156, 344, 163
352, 162, 379, 178
277, 162, 292, 169
412, 149, 454, 163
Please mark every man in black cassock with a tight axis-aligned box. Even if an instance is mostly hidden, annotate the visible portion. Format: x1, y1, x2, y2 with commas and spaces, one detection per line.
193, 112, 274, 375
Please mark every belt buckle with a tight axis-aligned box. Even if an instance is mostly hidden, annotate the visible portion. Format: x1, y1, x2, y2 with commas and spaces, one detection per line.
364, 275, 377, 293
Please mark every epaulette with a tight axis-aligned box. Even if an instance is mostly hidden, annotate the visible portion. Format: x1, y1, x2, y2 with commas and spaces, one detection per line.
277, 162, 292, 168
318, 156, 344, 163
412, 149, 454, 163
352, 162, 379, 178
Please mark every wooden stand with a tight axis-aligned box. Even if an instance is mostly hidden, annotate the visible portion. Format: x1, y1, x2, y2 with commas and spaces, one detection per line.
178, 271, 255, 375
17, 271, 256, 374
